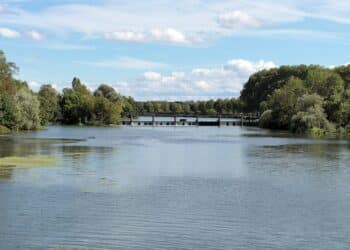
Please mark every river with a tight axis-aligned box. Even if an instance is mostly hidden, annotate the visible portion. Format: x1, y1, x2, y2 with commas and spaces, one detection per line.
1, 126, 350, 249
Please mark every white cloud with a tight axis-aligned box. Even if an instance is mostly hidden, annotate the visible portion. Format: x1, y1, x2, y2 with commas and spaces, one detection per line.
104, 31, 146, 43
224, 59, 277, 75
26, 30, 44, 40
0, 27, 20, 38
218, 11, 261, 29
113, 59, 276, 100
1, 1, 344, 45
77, 57, 168, 70
105, 28, 192, 45
143, 72, 163, 81
149, 28, 190, 44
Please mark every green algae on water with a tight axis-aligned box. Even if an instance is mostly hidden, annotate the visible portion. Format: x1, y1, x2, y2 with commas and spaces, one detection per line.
0, 155, 56, 168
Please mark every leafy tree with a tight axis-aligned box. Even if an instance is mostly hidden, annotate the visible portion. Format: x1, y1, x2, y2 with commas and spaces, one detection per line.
94, 84, 121, 102
38, 84, 61, 125
0, 50, 18, 96
14, 88, 41, 130
291, 94, 333, 134
0, 94, 19, 129
170, 102, 183, 114
94, 96, 121, 125
0, 50, 41, 131
72, 77, 91, 95
334, 65, 350, 88
264, 77, 307, 129
305, 68, 345, 123
240, 65, 308, 112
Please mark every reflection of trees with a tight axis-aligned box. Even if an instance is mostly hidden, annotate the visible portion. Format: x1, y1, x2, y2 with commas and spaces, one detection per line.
262, 143, 345, 160
0, 166, 13, 180
60, 146, 113, 159
247, 142, 350, 174
0, 138, 57, 157
58, 145, 115, 170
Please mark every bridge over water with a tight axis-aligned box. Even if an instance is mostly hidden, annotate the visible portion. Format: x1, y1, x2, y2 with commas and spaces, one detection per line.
122, 114, 260, 127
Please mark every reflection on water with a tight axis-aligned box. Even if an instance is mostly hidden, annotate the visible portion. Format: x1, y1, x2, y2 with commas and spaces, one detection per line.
1, 126, 350, 249
0, 166, 13, 180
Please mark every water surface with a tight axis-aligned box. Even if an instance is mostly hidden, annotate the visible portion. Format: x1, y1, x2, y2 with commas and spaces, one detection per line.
1, 126, 350, 249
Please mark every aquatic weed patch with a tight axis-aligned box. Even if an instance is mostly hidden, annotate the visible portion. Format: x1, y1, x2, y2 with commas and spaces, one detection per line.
0, 156, 57, 168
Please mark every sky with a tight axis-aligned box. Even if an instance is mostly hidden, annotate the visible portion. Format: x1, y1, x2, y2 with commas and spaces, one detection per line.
0, 0, 349, 101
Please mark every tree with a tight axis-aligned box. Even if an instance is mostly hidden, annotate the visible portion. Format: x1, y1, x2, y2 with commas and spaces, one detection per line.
0, 50, 18, 96
240, 65, 308, 112
265, 77, 307, 129
305, 68, 345, 123
94, 84, 121, 102
0, 51, 41, 131
0, 94, 19, 129
38, 84, 61, 125
291, 94, 333, 134
170, 102, 183, 114
14, 88, 41, 130
94, 96, 121, 125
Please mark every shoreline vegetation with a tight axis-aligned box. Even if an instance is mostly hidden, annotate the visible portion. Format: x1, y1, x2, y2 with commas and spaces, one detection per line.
0, 50, 350, 137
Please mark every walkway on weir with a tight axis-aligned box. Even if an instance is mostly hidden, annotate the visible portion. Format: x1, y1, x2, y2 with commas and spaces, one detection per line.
122, 114, 260, 127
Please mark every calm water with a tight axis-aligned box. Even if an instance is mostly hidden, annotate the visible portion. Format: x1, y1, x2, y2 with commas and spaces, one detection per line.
1, 126, 350, 249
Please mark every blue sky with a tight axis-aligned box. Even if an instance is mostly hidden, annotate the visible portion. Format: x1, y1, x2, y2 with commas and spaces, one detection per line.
0, 0, 349, 100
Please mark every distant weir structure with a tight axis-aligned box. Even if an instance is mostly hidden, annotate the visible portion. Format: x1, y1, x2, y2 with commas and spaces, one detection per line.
121, 114, 260, 127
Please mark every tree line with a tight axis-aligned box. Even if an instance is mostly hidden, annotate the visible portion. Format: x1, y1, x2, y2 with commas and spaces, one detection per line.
0, 50, 137, 131
135, 99, 244, 116
1, 49, 350, 136
241, 65, 350, 136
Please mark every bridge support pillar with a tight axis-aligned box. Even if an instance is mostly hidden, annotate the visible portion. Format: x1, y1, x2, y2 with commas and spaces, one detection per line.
152, 115, 155, 126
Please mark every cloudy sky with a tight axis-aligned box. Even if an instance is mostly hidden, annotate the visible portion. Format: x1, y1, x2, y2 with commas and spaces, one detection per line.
0, 0, 349, 100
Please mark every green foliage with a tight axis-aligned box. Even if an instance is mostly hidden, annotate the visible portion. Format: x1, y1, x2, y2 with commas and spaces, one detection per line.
259, 110, 273, 128
0, 50, 41, 131
136, 98, 243, 116
264, 77, 307, 129
334, 65, 350, 87
240, 64, 350, 135
93, 96, 122, 125
61, 80, 122, 125
14, 88, 41, 130
240, 65, 308, 112
38, 84, 61, 125
345, 124, 350, 137
0, 94, 19, 129
305, 68, 345, 123
121, 96, 137, 118
94, 84, 121, 102
290, 94, 333, 134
